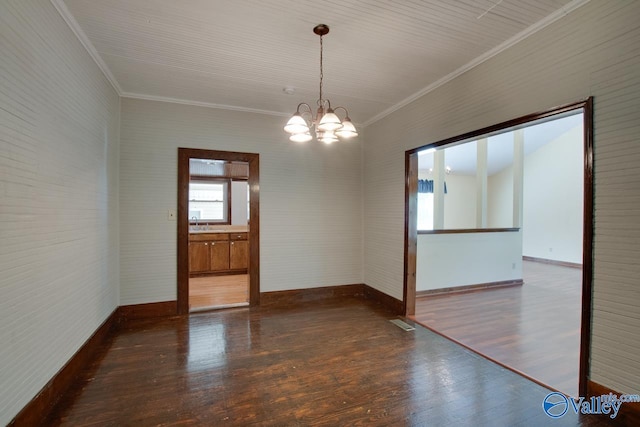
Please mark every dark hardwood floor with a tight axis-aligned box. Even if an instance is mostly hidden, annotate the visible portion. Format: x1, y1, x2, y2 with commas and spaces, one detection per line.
411, 260, 582, 396
41, 293, 618, 426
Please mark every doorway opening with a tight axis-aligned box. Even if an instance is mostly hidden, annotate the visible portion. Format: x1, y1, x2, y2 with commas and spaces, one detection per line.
403, 98, 593, 396
177, 149, 259, 315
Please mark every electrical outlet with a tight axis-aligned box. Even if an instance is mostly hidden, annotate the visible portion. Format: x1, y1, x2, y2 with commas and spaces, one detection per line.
167, 209, 177, 221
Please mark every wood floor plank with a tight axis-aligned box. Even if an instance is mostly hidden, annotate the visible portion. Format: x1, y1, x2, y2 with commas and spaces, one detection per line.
42, 295, 616, 426
189, 274, 248, 310
411, 260, 582, 396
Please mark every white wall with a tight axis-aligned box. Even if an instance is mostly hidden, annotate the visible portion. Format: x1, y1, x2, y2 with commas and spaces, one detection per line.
487, 125, 583, 263
231, 180, 249, 225
417, 171, 476, 229
0, 1, 120, 424
488, 166, 514, 228
119, 98, 363, 304
443, 174, 476, 229
416, 232, 522, 291
364, 1, 640, 394
523, 125, 583, 263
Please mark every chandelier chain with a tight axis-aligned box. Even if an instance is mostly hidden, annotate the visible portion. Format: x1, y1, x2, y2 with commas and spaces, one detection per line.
319, 34, 324, 105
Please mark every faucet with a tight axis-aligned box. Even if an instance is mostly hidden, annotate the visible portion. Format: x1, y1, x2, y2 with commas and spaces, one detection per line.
191, 216, 199, 230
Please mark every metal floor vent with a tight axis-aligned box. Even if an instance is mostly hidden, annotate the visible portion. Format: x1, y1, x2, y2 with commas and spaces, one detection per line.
389, 319, 415, 331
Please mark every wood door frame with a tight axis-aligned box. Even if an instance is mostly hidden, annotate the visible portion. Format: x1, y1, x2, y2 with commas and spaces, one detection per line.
403, 97, 594, 395
177, 148, 260, 314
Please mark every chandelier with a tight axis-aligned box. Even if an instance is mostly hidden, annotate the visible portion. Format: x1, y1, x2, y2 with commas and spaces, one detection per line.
284, 24, 358, 144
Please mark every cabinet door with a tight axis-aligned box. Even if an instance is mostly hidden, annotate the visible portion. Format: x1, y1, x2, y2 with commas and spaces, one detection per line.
230, 240, 249, 270
189, 242, 210, 273
210, 241, 230, 271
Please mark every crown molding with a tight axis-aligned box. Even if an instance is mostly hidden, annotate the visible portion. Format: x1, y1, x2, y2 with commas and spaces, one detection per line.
363, 0, 591, 127
121, 92, 365, 126
50, 0, 589, 127
50, 0, 122, 95
121, 92, 291, 118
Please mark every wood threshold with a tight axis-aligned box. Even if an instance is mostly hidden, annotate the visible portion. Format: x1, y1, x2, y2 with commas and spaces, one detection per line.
419, 227, 519, 234
410, 317, 564, 394
189, 269, 248, 278
416, 279, 523, 297
523, 255, 582, 269
587, 380, 640, 425
8, 308, 119, 426
414, 261, 581, 396
190, 302, 249, 313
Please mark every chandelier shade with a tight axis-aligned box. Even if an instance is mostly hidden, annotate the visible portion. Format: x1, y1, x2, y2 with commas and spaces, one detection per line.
335, 117, 357, 139
284, 25, 358, 143
289, 132, 313, 143
284, 113, 310, 134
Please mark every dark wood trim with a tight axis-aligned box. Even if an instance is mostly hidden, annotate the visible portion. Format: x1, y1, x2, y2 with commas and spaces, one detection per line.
178, 148, 260, 314
416, 279, 523, 297
116, 301, 177, 325
226, 178, 232, 225
419, 227, 519, 235
579, 96, 594, 397
587, 380, 640, 425
178, 149, 190, 314
406, 99, 592, 155
403, 97, 595, 397
523, 255, 582, 269
260, 284, 365, 307
8, 308, 119, 426
403, 152, 418, 316
363, 284, 404, 315
248, 153, 260, 306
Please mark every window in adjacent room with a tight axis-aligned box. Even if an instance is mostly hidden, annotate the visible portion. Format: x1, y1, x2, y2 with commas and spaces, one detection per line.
189, 179, 229, 223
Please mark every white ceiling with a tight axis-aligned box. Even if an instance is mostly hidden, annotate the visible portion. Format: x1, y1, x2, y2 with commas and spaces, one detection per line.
57, 0, 582, 125
418, 113, 584, 175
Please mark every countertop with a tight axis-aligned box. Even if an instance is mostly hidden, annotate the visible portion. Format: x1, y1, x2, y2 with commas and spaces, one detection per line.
189, 225, 248, 234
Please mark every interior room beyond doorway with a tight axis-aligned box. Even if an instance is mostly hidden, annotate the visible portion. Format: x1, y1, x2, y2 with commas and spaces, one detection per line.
187, 158, 249, 311
404, 100, 593, 396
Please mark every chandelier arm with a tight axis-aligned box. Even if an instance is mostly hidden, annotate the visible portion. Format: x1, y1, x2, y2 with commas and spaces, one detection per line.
332, 106, 349, 118
296, 102, 313, 114
295, 103, 314, 127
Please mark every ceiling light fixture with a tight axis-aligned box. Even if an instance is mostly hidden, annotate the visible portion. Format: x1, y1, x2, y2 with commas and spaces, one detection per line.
428, 166, 453, 175
284, 24, 358, 144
